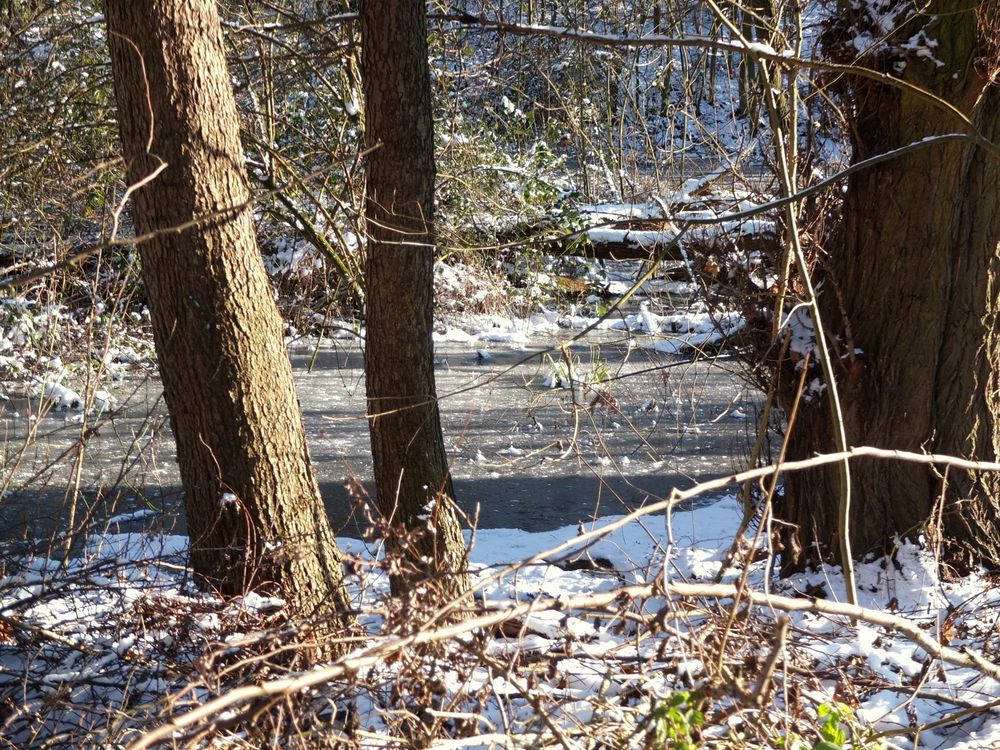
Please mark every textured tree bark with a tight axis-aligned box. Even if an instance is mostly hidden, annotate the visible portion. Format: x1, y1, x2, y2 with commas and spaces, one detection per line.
360, 0, 470, 605
779, 3, 1000, 572
104, 0, 357, 643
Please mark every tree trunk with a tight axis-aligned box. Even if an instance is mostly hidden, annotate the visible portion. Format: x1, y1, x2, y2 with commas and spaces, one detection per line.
104, 0, 357, 640
779, 3, 1000, 573
360, 0, 470, 605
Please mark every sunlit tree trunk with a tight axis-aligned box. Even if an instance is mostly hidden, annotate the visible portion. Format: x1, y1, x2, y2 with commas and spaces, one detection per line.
104, 0, 357, 645
779, 3, 1000, 573
360, 0, 470, 606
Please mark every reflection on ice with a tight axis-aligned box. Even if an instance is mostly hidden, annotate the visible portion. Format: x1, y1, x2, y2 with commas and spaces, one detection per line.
0, 321, 756, 541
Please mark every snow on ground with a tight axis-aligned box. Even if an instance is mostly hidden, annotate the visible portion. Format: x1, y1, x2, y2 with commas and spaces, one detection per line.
2, 492, 1000, 748
434, 300, 744, 355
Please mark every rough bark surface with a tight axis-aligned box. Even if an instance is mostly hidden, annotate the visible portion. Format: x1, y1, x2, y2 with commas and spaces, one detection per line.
360, 0, 470, 604
104, 0, 356, 638
780, 2, 1000, 572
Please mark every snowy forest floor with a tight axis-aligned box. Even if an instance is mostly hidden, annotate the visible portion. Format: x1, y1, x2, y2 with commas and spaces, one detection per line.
3, 487, 1000, 748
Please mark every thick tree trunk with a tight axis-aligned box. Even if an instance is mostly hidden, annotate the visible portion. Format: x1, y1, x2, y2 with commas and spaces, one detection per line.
360, 0, 470, 605
104, 0, 357, 639
779, 3, 1000, 572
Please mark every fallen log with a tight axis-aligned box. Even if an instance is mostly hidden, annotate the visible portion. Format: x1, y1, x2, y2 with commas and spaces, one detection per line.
492, 213, 781, 264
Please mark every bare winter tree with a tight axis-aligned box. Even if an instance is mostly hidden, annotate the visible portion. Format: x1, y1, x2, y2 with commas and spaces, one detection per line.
104, 0, 357, 645
360, 0, 470, 605
779, 2, 1000, 573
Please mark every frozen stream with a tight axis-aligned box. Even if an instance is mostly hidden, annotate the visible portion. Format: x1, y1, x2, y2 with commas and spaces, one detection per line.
0, 327, 759, 541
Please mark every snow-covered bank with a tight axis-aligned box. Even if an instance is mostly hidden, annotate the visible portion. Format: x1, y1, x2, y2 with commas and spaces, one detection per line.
3, 494, 999, 748
431, 301, 744, 353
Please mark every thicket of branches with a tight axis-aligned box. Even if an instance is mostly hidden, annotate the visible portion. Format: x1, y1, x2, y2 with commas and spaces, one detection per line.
6, 1, 1000, 749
